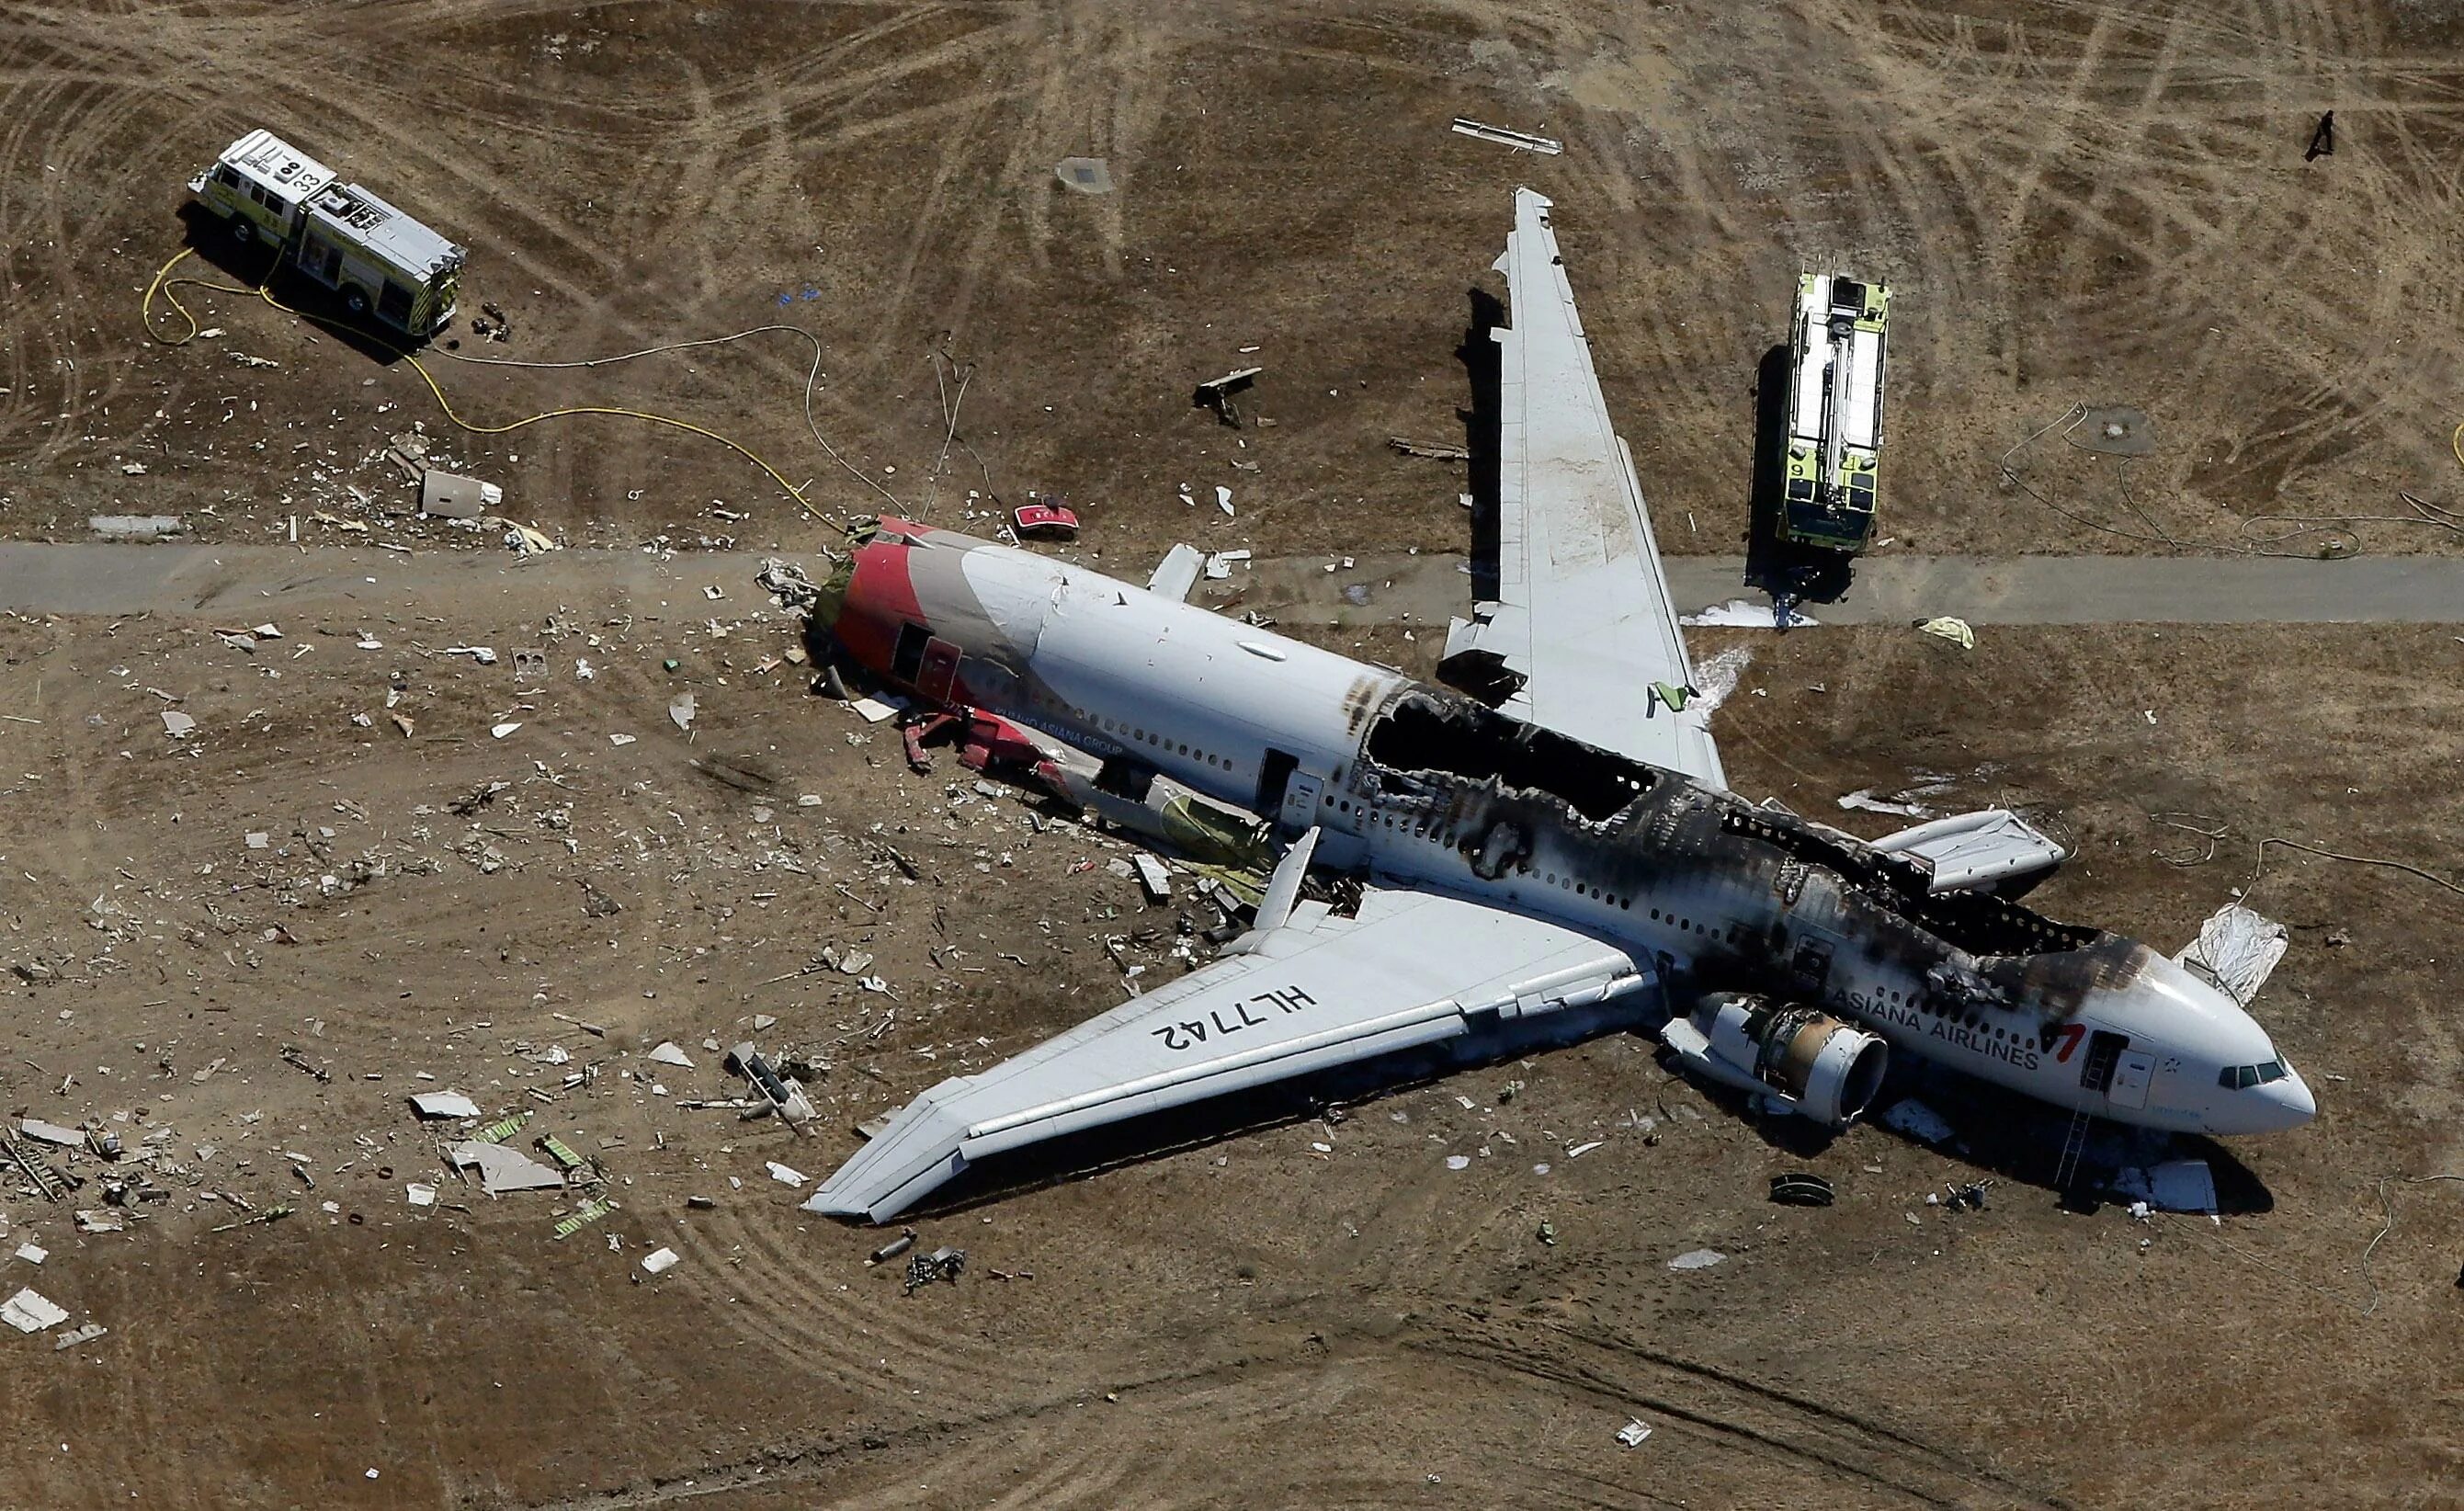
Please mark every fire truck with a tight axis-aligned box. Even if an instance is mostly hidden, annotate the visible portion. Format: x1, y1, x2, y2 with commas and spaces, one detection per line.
1777, 271, 1890, 552
186, 129, 465, 340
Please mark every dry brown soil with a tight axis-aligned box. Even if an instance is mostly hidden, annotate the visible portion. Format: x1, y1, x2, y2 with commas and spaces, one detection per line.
0, 4, 2460, 1508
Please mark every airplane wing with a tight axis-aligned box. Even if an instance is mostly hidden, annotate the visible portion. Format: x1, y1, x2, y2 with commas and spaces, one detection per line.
1443, 187, 1726, 787
806, 886, 1650, 1221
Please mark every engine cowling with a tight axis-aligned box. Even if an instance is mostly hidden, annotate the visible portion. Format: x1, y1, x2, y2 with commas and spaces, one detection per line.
1662, 993, 1889, 1128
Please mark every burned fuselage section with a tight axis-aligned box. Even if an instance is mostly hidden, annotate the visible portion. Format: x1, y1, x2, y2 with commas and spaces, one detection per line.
1343, 687, 2128, 1107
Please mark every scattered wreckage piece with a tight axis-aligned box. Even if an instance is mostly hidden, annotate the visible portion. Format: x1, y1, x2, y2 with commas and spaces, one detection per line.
2, 1288, 69, 1334
1449, 117, 1563, 154
419, 470, 501, 520
2176, 903, 2289, 1006
903, 1244, 966, 1295
1870, 809, 2067, 896
551, 1197, 618, 1240
1054, 156, 1112, 194
447, 1141, 565, 1196
1387, 436, 1471, 461
1769, 1172, 1836, 1207
1192, 367, 1262, 426
727, 1043, 817, 1124
1012, 502, 1079, 539
408, 1091, 481, 1120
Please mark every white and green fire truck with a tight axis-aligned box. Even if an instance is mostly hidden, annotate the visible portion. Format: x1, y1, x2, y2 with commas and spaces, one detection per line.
1779, 271, 1890, 552
186, 129, 465, 340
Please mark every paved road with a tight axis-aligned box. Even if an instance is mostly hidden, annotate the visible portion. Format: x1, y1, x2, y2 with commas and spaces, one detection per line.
2, 541, 2458, 626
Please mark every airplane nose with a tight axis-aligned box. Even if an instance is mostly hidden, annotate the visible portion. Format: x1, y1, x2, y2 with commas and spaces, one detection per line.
2253, 1069, 2317, 1130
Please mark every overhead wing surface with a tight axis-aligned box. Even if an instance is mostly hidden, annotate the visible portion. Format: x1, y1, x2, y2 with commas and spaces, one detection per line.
808, 887, 1649, 1221
1444, 187, 1726, 786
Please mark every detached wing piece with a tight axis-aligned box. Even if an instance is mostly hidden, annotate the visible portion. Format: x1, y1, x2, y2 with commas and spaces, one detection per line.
1872, 809, 2067, 895
807, 887, 1649, 1221
1444, 188, 1725, 787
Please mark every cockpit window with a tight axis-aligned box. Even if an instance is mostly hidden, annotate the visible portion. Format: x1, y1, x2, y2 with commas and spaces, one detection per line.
2217, 1060, 2289, 1090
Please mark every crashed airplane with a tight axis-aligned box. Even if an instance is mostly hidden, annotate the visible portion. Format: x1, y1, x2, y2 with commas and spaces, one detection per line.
798, 189, 2312, 1221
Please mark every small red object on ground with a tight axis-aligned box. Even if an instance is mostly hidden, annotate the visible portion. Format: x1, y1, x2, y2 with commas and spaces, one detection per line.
1013, 503, 1079, 538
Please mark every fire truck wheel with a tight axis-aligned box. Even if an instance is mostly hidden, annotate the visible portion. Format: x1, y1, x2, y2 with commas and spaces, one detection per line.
231, 218, 254, 245
343, 287, 369, 319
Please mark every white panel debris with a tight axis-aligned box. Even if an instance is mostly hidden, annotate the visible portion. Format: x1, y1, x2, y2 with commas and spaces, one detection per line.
647, 1041, 695, 1068
446, 1142, 565, 1195
408, 1091, 480, 1119
1450, 117, 1563, 154
1667, 1248, 1725, 1271
2, 1288, 68, 1333
640, 1246, 681, 1276
766, 1161, 807, 1187
2176, 903, 2289, 1006
18, 1119, 83, 1147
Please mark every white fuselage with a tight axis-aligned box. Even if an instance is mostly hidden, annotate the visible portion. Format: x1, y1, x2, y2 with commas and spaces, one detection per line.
846, 525, 2313, 1141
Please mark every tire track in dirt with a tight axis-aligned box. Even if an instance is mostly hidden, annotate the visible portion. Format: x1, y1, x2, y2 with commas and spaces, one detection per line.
1400, 1305, 2075, 1508
665, 1198, 1058, 1405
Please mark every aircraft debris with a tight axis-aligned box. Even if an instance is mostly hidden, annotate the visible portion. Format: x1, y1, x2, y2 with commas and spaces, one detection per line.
406, 1183, 438, 1207
1012, 502, 1079, 539
447, 1141, 565, 1195
160, 710, 197, 738
1193, 367, 1261, 427
1449, 117, 1563, 154
1445, 1154, 1470, 1170
766, 1161, 807, 1187
1914, 615, 1976, 649
1667, 1248, 1725, 1271
408, 1090, 482, 1120
15, 1244, 46, 1266
903, 1244, 966, 1294
1770, 1172, 1834, 1206
869, 1229, 918, 1266
2176, 903, 2288, 1006
52, 1323, 108, 1351
639, 1246, 680, 1276
726, 1042, 816, 1124
1055, 156, 1112, 194
1387, 437, 1470, 460
552, 1197, 618, 1240
1838, 788, 1935, 819
668, 693, 697, 733
646, 1041, 694, 1069
1132, 854, 1173, 903
419, 470, 500, 520
2, 1288, 68, 1333
18, 1119, 83, 1148
1616, 1419, 1652, 1448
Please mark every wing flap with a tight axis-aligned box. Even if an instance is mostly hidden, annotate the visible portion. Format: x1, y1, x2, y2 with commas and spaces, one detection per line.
806, 892, 1647, 1220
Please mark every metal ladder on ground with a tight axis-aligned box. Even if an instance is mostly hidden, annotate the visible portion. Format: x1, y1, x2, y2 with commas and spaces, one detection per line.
2052, 1108, 2094, 1193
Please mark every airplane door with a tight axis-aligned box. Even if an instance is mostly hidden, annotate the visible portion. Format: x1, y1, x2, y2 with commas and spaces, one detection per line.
2108, 1048, 2156, 1111
918, 637, 962, 702
1278, 769, 1323, 833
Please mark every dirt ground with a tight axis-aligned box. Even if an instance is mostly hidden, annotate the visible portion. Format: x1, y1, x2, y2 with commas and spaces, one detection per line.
1, 4, 2461, 1508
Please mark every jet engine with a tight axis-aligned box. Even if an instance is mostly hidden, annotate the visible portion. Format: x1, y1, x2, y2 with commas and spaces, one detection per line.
1661, 993, 1889, 1128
